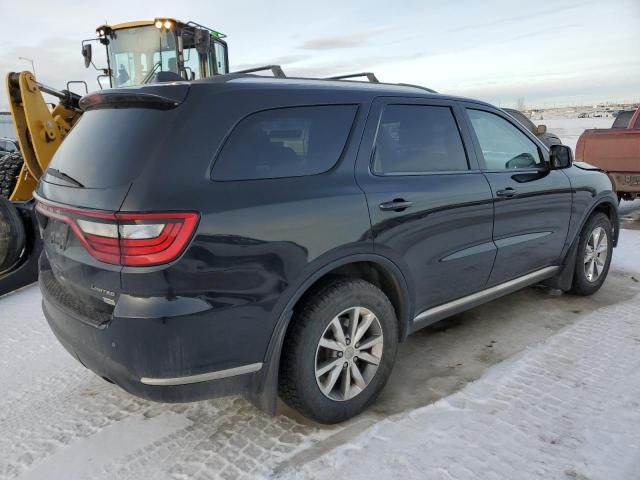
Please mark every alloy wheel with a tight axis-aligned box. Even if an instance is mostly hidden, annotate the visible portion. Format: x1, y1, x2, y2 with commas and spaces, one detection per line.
584, 226, 608, 282
314, 306, 383, 401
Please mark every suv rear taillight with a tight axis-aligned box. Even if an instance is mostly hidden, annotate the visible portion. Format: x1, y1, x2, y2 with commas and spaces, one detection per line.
35, 197, 198, 267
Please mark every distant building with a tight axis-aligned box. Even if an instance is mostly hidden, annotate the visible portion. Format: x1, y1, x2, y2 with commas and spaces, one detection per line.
0, 112, 15, 139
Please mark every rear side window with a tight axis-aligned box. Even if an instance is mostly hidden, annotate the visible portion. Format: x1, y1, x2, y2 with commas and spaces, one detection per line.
372, 105, 468, 174
212, 105, 357, 181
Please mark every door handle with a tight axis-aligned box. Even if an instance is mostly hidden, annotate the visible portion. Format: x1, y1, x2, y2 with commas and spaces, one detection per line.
379, 199, 413, 212
496, 188, 517, 198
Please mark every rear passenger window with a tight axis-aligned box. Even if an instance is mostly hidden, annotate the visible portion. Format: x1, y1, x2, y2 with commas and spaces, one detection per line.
212, 105, 357, 181
372, 105, 468, 174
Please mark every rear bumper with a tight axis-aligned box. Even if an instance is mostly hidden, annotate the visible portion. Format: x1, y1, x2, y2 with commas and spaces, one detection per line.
41, 287, 265, 403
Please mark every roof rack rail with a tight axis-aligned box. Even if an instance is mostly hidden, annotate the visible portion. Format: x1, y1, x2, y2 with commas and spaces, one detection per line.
326, 72, 379, 83
232, 65, 286, 78
395, 82, 438, 93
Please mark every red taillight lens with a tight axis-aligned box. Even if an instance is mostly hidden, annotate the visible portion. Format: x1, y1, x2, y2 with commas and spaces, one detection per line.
116, 212, 199, 266
35, 198, 199, 267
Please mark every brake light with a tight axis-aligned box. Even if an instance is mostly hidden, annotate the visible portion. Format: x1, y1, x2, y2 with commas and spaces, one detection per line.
35, 197, 199, 267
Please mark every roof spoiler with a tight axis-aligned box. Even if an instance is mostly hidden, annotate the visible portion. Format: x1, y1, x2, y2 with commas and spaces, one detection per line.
79, 84, 190, 111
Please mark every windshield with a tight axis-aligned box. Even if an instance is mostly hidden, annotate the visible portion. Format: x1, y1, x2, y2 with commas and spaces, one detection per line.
108, 26, 178, 87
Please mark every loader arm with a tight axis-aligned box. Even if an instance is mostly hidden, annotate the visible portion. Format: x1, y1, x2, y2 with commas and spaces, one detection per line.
6, 71, 82, 200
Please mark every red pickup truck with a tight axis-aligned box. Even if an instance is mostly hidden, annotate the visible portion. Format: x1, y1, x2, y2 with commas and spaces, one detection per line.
575, 107, 640, 201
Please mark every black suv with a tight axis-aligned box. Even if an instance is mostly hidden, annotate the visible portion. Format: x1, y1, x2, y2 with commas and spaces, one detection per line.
36, 76, 618, 423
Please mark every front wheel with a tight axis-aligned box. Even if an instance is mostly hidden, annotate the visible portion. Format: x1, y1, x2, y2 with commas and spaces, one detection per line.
279, 277, 398, 424
570, 212, 613, 296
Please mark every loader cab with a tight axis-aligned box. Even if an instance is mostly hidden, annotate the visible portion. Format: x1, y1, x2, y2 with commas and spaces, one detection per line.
91, 19, 229, 88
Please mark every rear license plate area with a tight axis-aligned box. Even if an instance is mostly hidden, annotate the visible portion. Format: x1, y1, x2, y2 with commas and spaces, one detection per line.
46, 220, 70, 252
618, 174, 640, 186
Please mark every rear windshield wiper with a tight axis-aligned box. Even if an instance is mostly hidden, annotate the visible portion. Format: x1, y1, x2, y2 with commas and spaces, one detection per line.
46, 168, 84, 188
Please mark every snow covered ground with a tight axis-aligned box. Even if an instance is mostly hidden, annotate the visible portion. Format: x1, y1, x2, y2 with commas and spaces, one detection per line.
280, 242, 640, 480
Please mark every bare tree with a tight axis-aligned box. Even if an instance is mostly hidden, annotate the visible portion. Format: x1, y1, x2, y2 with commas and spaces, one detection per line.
516, 97, 526, 112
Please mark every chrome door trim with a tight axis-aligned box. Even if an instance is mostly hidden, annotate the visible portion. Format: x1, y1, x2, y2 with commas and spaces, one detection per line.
410, 266, 559, 333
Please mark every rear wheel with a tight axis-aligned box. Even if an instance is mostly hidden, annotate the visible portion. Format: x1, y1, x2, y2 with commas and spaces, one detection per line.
0, 197, 26, 274
570, 212, 613, 296
279, 277, 398, 424
0, 152, 24, 199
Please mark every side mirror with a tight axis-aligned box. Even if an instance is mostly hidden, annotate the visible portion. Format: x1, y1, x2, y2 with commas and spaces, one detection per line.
194, 28, 211, 55
549, 144, 573, 169
82, 44, 92, 69
535, 124, 547, 135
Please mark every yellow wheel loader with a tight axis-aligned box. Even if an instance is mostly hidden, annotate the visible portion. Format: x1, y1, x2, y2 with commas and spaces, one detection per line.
0, 18, 229, 295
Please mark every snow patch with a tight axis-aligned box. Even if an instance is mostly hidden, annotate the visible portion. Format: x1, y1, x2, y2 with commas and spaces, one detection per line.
17, 413, 192, 480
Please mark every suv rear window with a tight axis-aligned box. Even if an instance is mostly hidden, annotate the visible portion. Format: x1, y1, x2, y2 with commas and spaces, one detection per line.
48, 108, 178, 189
212, 105, 357, 181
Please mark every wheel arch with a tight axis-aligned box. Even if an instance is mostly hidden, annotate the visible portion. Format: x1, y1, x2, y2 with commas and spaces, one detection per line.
548, 196, 619, 291
247, 253, 413, 414
573, 197, 619, 250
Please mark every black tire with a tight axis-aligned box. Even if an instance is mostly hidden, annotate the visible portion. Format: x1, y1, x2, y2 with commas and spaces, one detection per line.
0, 196, 26, 273
0, 152, 24, 199
570, 212, 613, 296
279, 277, 398, 424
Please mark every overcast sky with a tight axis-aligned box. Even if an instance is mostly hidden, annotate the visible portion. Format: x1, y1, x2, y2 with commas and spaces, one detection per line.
1, 0, 638, 109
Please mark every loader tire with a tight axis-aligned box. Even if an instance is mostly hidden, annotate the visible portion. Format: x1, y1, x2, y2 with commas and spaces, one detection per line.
0, 152, 24, 199
0, 196, 26, 273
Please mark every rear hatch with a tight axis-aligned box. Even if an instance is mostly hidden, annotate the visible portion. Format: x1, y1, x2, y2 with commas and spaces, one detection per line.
36, 84, 192, 325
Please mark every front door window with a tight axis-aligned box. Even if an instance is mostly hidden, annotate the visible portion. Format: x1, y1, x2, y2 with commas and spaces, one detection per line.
468, 109, 542, 170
